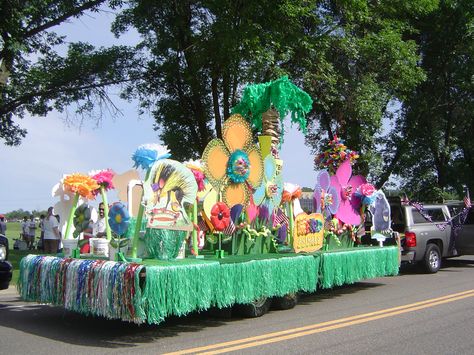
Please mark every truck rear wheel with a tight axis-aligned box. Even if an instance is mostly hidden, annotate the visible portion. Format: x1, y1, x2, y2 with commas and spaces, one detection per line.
423, 243, 441, 273
234, 297, 272, 318
272, 293, 298, 310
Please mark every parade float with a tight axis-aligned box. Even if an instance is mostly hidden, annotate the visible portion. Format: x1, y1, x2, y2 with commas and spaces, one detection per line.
17, 77, 399, 324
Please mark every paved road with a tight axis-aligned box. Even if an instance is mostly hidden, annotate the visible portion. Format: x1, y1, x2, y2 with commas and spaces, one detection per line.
1, 257, 474, 355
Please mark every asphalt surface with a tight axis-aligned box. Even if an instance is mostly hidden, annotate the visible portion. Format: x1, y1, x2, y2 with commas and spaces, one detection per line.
1, 257, 474, 354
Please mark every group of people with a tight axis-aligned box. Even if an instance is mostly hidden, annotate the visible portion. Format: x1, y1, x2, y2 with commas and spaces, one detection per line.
18, 202, 107, 254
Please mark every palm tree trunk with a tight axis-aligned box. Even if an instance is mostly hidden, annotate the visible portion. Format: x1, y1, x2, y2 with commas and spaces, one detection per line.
261, 107, 281, 146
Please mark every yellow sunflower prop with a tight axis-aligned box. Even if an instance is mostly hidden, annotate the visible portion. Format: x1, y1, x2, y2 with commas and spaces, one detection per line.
202, 114, 264, 208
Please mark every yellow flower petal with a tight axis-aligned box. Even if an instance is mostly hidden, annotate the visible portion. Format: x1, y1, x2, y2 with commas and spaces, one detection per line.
222, 114, 253, 153
222, 182, 249, 208
202, 139, 230, 190
245, 146, 264, 189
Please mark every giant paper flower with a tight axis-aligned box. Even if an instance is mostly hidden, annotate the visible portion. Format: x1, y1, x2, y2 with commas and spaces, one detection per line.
108, 202, 130, 236
73, 203, 92, 237
253, 155, 283, 213
63, 173, 100, 200
313, 170, 340, 218
210, 202, 230, 232
202, 114, 264, 208
90, 169, 115, 195
132, 144, 171, 170
330, 159, 366, 225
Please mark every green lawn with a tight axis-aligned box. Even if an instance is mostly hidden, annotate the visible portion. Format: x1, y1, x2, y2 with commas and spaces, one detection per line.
4, 222, 41, 285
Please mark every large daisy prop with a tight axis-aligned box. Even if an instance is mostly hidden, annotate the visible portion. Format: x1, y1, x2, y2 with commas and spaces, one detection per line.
62, 173, 99, 240
253, 155, 283, 214
202, 114, 264, 208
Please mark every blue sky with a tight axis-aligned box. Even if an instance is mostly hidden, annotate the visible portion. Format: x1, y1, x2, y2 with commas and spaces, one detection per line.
0, 9, 315, 213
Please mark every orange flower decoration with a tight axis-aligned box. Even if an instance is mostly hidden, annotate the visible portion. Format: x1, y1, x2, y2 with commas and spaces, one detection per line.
63, 173, 100, 200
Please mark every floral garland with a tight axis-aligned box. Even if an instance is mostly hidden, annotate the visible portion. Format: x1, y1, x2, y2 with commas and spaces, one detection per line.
314, 135, 359, 174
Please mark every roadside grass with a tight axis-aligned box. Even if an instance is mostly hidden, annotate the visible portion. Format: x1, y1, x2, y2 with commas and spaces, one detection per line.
5, 222, 42, 285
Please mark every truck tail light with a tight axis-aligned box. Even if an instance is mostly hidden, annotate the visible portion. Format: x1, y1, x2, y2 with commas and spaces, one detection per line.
405, 232, 417, 247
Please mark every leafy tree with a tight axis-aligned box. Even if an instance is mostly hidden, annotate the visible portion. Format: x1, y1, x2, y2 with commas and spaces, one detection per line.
301, 0, 438, 181
0, 0, 140, 146
112, 0, 320, 161
390, 0, 474, 200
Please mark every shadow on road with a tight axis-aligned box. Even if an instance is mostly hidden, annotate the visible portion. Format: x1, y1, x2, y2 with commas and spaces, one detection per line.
0, 281, 387, 349
398, 256, 474, 275
0, 298, 239, 349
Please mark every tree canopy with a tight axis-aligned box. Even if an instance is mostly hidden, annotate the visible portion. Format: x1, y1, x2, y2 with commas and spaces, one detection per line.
2, 0, 473, 201
0, 0, 139, 145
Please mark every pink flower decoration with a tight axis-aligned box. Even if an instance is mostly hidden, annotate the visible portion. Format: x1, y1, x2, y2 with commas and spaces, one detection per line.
90, 169, 115, 195
359, 183, 376, 197
330, 159, 366, 225
191, 169, 206, 192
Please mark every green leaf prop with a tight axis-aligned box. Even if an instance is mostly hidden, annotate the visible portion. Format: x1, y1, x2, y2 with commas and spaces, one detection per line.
73, 203, 91, 239
231, 76, 313, 139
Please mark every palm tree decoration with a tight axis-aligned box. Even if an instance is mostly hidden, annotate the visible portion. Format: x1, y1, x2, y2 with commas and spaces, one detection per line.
231, 76, 313, 149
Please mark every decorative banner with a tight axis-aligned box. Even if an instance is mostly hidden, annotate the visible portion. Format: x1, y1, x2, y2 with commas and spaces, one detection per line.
293, 213, 325, 253
143, 159, 197, 229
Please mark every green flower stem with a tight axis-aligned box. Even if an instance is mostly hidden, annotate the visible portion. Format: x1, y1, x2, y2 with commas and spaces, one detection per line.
64, 193, 79, 240
288, 201, 294, 246
131, 169, 151, 258
100, 186, 112, 241
192, 199, 198, 255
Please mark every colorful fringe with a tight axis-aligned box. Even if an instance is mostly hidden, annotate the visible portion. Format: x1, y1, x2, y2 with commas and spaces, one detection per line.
18, 255, 146, 323
215, 255, 319, 308
319, 246, 399, 289
141, 255, 319, 323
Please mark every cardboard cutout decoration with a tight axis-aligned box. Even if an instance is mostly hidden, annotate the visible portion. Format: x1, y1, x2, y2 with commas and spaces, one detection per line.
52, 180, 84, 237
253, 155, 283, 213
313, 169, 340, 218
112, 169, 141, 216
202, 114, 263, 208
143, 159, 198, 229
293, 213, 325, 253
368, 190, 392, 244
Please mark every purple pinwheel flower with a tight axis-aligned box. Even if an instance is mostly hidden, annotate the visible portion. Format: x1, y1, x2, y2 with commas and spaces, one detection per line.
313, 170, 340, 218
330, 159, 366, 226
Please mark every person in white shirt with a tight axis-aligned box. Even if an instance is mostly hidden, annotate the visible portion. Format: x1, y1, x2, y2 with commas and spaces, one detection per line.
43, 207, 61, 254
92, 202, 107, 238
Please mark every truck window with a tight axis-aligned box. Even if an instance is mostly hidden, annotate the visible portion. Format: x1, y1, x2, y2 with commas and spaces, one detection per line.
412, 207, 446, 224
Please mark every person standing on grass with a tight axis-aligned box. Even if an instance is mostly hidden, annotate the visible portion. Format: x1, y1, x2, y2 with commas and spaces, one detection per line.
21, 216, 29, 242
27, 215, 36, 250
43, 207, 61, 254
0, 215, 6, 235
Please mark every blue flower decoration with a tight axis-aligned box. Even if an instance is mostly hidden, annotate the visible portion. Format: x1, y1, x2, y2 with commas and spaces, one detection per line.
108, 202, 130, 236
132, 144, 171, 170
226, 149, 250, 183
